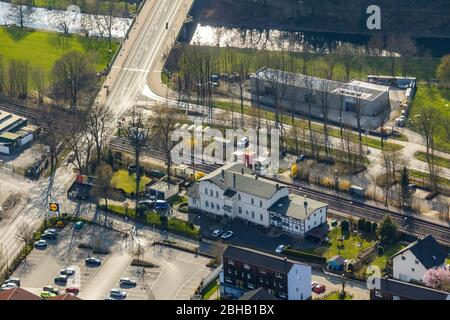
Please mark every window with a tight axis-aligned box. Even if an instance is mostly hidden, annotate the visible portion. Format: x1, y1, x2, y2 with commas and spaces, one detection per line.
238, 207, 242, 214
211, 202, 214, 209
401, 256, 406, 261
251, 211, 255, 219
205, 188, 208, 194
393, 295, 400, 300
216, 204, 220, 210
247, 283, 255, 289
415, 260, 419, 264
246, 210, 249, 216
375, 291, 383, 298
247, 274, 251, 279
244, 264, 251, 270
260, 200, 263, 207
251, 198, 254, 205
228, 259, 234, 265
411, 268, 415, 272
260, 214, 263, 221
260, 269, 266, 275
210, 190, 213, 196
205, 201, 209, 208
275, 272, 282, 278
314, 221, 317, 225
216, 191, 219, 198
238, 194, 241, 201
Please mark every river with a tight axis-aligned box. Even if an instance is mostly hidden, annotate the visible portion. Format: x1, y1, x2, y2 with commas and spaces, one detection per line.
0, 1, 132, 39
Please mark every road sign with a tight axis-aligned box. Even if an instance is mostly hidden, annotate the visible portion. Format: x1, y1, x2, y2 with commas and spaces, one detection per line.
49, 203, 60, 212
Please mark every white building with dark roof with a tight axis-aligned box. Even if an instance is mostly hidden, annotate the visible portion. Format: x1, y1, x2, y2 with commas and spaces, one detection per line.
391, 235, 448, 283
187, 163, 327, 235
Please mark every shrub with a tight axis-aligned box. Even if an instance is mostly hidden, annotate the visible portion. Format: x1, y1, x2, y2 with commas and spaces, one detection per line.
357, 218, 366, 231
338, 180, 351, 192
364, 220, 373, 233
290, 164, 298, 178
320, 176, 335, 188
371, 222, 378, 234
283, 248, 326, 265
194, 171, 206, 180
340, 220, 350, 233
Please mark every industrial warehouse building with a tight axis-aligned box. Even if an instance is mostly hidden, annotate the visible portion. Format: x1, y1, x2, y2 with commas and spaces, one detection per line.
249, 67, 391, 129
0, 111, 37, 155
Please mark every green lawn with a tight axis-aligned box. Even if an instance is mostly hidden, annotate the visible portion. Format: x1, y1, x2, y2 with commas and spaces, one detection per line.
310, 228, 376, 260
415, 151, 450, 169
0, 26, 118, 72
322, 291, 353, 300
409, 86, 450, 153
110, 170, 151, 194
365, 243, 405, 275
410, 169, 450, 188
202, 282, 219, 300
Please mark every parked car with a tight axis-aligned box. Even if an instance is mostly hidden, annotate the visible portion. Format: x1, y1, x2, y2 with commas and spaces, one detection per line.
34, 240, 47, 249
44, 228, 57, 235
311, 282, 319, 290
211, 230, 224, 238
119, 278, 137, 287
74, 221, 85, 230
138, 200, 155, 209
0, 283, 18, 291
41, 232, 57, 240
221, 230, 234, 240
155, 200, 169, 210
41, 291, 57, 299
313, 284, 326, 294
66, 286, 79, 294
110, 288, 127, 299
85, 257, 101, 266
4, 278, 20, 287
54, 275, 68, 286
60, 267, 76, 276
275, 245, 286, 254
43, 286, 60, 295
296, 154, 307, 162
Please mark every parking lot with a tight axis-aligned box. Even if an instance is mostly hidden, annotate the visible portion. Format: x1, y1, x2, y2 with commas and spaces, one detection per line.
12, 222, 214, 300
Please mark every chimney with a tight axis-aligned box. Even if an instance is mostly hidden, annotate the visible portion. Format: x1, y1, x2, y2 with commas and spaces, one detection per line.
233, 173, 236, 189
304, 195, 308, 211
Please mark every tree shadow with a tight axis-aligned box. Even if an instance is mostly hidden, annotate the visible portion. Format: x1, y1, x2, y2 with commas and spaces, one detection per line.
3, 26, 35, 41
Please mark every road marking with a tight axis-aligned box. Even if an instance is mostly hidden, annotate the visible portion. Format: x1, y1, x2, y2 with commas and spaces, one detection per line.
112, 66, 150, 73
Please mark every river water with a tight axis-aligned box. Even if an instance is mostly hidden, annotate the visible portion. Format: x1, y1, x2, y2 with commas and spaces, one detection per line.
190, 23, 449, 57
0, 1, 132, 38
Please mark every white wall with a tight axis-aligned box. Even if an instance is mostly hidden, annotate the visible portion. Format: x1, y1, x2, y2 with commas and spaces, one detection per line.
393, 250, 428, 283
287, 264, 311, 300
304, 207, 327, 232
0, 144, 10, 154
18, 133, 33, 146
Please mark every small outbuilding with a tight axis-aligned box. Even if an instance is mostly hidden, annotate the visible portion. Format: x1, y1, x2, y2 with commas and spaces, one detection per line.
327, 255, 346, 271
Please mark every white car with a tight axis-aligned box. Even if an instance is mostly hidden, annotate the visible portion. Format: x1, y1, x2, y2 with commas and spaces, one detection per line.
110, 288, 127, 299
34, 240, 47, 248
0, 283, 18, 291
211, 230, 223, 238
275, 245, 286, 253
60, 267, 76, 276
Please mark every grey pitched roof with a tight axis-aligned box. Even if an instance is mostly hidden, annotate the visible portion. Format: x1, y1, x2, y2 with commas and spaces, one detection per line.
268, 194, 327, 220
223, 245, 304, 274
200, 163, 283, 199
239, 288, 278, 300
391, 235, 447, 269
378, 277, 450, 300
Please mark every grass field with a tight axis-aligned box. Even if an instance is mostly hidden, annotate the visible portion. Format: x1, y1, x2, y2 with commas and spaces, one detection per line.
415, 151, 450, 169
409, 86, 450, 152
0, 26, 118, 72
110, 170, 151, 194
365, 243, 404, 274
310, 228, 376, 260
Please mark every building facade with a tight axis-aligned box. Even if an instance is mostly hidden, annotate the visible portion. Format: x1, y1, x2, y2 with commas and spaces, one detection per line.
220, 245, 311, 300
391, 235, 447, 283
187, 163, 328, 236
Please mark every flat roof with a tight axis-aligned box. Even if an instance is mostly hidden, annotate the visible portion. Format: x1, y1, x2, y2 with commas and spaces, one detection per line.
0, 111, 28, 134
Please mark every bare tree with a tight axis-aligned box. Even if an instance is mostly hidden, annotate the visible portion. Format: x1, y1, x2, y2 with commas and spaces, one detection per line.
52, 51, 96, 113
0, 55, 5, 96
413, 107, 441, 192
55, 11, 72, 34
94, 0, 116, 49
87, 103, 114, 164
124, 107, 151, 211
8, 0, 34, 28
149, 105, 183, 188
237, 51, 250, 127
16, 223, 34, 259
31, 66, 46, 104
38, 106, 63, 174
92, 163, 114, 224
7, 59, 30, 99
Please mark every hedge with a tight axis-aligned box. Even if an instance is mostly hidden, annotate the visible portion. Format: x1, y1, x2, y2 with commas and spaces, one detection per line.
282, 248, 327, 265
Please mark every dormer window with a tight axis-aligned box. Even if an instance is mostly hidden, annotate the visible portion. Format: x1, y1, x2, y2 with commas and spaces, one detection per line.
251, 198, 254, 205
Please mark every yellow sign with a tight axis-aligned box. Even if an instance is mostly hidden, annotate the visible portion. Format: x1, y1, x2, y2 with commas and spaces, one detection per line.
49, 203, 59, 212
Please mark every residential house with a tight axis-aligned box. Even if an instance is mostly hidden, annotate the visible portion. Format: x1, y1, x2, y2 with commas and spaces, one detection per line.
187, 163, 327, 236
220, 245, 311, 300
391, 235, 447, 283
370, 277, 450, 300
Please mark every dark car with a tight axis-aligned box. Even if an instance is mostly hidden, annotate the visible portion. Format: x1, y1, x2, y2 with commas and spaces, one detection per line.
119, 278, 137, 287
85, 257, 101, 266
54, 275, 68, 286
4, 278, 20, 287
41, 232, 57, 240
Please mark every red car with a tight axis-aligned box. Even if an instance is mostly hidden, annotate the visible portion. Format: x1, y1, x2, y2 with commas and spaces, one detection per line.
313, 284, 326, 294
65, 286, 79, 294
